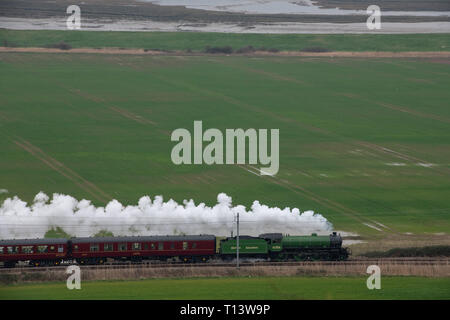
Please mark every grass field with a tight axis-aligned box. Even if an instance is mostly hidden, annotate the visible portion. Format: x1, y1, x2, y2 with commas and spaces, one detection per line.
1, 30, 450, 52
0, 48, 449, 238
0, 276, 449, 299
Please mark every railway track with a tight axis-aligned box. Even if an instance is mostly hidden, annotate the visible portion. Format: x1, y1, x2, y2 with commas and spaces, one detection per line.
1, 258, 448, 273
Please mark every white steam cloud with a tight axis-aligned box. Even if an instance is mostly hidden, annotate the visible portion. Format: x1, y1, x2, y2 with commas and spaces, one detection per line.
0, 192, 332, 239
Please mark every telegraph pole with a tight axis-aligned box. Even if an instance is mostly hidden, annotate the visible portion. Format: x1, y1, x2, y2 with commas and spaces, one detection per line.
236, 212, 240, 269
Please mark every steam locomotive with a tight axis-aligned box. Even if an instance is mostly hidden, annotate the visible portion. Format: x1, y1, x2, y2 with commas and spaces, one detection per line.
0, 232, 349, 268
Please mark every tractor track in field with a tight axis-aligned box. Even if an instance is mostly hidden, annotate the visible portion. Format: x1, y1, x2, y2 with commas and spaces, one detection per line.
10, 136, 112, 204
335, 92, 450, 125
60, 85, 171, 136
1, 258, 449, 273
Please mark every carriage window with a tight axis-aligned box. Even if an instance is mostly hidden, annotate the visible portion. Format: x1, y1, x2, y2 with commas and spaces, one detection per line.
90, 244, 99, 252
73, 245, 79, 251
158, 242, 164, 250
118, 243, 127, 251
50, 246, 55, 251
37, 245, 48, 253
0, 247, 3, 254
104, 244, 113, 251
143, 243, 149, 250
192, 243, 197, 249
132, 243, 141, 250
7, 246, 18, 254
182, 242, 188, 250
22, 246, 34, 254
170, 242, 175, 250
58, 245, 64, 253
151, 243, 155, 250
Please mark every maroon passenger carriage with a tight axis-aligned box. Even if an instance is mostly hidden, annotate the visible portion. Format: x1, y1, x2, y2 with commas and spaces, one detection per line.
70, 235, 216, 264
0, 238, 69, 267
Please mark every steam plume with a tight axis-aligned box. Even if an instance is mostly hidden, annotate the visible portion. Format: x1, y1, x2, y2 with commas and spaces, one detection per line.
0, 192, 332, 239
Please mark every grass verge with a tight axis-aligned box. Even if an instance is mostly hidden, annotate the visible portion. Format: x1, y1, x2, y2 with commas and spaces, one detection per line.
1, 30, 450, 52
1, 276, 449, 299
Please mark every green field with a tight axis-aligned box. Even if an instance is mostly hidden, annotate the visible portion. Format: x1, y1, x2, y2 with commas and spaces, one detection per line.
0, 49, 449, 237
1, 30, 450, 52
1, 276, 449, 300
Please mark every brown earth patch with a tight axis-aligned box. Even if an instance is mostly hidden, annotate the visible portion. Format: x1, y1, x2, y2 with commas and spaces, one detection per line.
2, 47, 450, 58
350, 233, 450, 256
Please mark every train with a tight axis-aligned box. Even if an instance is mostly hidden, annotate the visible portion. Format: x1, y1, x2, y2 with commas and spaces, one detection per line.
0, 232, 349, 268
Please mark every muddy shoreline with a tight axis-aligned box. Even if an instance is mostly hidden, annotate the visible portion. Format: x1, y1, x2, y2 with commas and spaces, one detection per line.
1, 0, 450, 34
2, 17, 450, 34
1, 0, 449, 25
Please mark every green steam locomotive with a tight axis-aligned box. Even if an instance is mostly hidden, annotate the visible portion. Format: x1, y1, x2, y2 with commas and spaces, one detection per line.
220, 232, 349, 261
